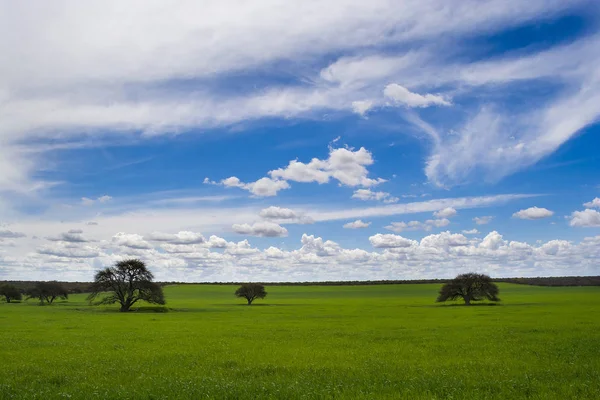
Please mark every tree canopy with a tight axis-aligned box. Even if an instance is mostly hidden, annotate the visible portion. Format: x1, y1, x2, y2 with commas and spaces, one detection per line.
235, 283, 267, 305
26, 282, 68, 304
0, 284, 22, 303
87, 259, 165, 312
436, 273, 500, 305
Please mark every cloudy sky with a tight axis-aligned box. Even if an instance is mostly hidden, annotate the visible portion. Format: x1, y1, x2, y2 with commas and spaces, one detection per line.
1, 0, 600, 282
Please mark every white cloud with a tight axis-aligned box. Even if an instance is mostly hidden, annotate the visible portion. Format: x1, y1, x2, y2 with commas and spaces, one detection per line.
583, 198, 600, 209
4, 223, 600, 281
270, 146, 385, 187
259, 206, 298, 220
232, 222, 288, 237
433, 207, 457, 218
81, 195, 112, 206
479, 231, 505, 250
569, 209, 600, 227
513, 207, 554, 220
112, 232, 153, 249
207, 235, 229, 248
473, 216, 493, 225
343, 220, 371, 229
383, 83, 450, 108
264, 246, 286, 259
385, 218, 450, 233
311, 195, 530, 223
462, 229, 479, 234
212, 146, 385, 197
145, 231, 206, 245
298, 234, 342, 257
352, 189, 398, 203
369, 233, 416, 248
219, 176, 290, 197
420, 231, 468, 248
351, 100, 374, 116
0, 1, 592, 197
258, 206, 313, 223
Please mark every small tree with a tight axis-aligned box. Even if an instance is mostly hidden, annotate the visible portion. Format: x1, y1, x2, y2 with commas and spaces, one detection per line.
87, 259, 165, 312
235, 283, 267, 305
26, 282, 68, 304
0, 284, 22, 303
437, 273, 500, 305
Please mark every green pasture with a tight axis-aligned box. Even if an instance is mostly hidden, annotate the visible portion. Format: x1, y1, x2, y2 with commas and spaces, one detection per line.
0, 283, 599, 399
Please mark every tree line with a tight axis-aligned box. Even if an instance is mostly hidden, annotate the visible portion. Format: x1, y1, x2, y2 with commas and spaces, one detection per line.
2, 259, 599, 310
4, 275, 599, 292
0, 281, 69, 304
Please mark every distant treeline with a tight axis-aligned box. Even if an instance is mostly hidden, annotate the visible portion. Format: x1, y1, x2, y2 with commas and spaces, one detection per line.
1, 281, 92, 294
496, 276, 600, 287
163, 276, 600, 287
2, 276, 600, 292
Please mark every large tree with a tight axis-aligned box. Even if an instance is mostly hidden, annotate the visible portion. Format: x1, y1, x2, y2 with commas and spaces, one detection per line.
87, 259, 165, 312
235, 283, 267, 305
26, 282, 68, 304
0, 284, 22, 303
436, 273, 500, 305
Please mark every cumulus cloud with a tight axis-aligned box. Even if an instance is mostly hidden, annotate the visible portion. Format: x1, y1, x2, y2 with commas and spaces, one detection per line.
384, 83, 451, 108
270, 146, 385, 187
473, 216, 493, 225
210, 147, 385, 197
5, 225, 600, 281
420, 231, 468, 248
462, 229, 479, 234
513, 207, 554, 220
343, 220, 371, 229
583, 198, 600, 209
218, 176, 290, 197
433, 207, 457, 218
232, 222, 288, 237
298, 234, 342, 257
145, 231, 206, 245
385, 218, 450, 233
479, 231, 505, 250
369, 233, 417, 248
259, 206, 297, 219
569, 209, 600, 227
259, 206, 313, 223
352, 189, 398, 203
112, 232, 153, 249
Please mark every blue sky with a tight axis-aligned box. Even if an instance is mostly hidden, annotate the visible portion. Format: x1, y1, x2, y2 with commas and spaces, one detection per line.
1, 0, 600, 281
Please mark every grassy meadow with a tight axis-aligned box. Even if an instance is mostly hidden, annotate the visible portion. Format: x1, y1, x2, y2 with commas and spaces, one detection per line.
1, 283, 599, 399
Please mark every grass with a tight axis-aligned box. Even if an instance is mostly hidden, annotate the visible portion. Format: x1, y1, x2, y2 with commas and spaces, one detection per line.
1, 283, 599, 399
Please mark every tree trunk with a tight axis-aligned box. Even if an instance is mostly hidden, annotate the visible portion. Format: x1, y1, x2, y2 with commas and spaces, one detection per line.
247, 298, 253, 305
6, 298, 10, 303
120, 304, 130, 312
464, 296, 471, 305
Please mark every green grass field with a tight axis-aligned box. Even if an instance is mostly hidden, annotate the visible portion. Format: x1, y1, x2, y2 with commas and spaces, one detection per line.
1, 283, 599, 399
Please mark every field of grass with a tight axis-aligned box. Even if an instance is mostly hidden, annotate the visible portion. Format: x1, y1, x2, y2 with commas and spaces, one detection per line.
1, 283, 599, 399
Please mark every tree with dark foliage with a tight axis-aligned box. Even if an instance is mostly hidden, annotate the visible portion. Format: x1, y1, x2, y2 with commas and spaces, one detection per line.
0, 284, 22, 303
235, 283, 267, 305
87, 259, 165, 312
26, 282, 68, 304
437, 273, 500, 305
